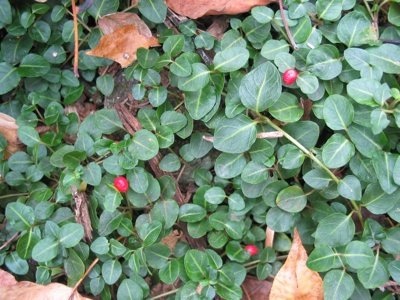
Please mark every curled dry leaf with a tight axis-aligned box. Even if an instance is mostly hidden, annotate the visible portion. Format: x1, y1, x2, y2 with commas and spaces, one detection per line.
0, 113, 22, 158
0, 269, 91, 300
166, 0, 276, 19
242, 276, 272, 300
270, 229, 323, 300
86, 12, 159, 68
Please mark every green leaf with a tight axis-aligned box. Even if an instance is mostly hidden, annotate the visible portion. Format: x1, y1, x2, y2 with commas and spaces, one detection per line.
276, 186, 307, 213
179, 204, 206, 223
150, 200, 179, 229
88, 0, 119, 19
324, 270, 355, 300
307, 245, 341, 272
117, 279, 143, 300
102, 259, 122, 285
5, 202, 35, 231
344, 48, 370, 71
315, 213, 355, 247
159, 153, 181, 172
296, 72, 319, 94
367, 44, 400, 74
371, 151, 397, 194
18, 54, 50, 77
5, 252, 29, 276
83, 162, 102, 186
389, 261, 400, 283
251, 6, 274, 23
32, 237, 59, 262
214, 153, 247, 179
127, 167, 149, 193
323, 95, 354, 130
347, 78, 380, 106
160, 111, 187, 132
59, 223, 84, 248
239, 62, 282, 112
90, 237, 110, 255
389, 3, 400, 26
316, 0, 342, 21
216, 282, 242, 300
137, 221, 162, 247
204, 186, 226, 205
104, 189, 122, 212
94, 108, 123, 134
8, 151, 33, 172
0, 63, 20, 95
241, 161, 268, 184
214, 47, 249, 73
64, 249, 85, 281
345, 241, 374, 269
307, 45, 342, 80
213, 115, 257, 154
138, 0, 167, 23
303, 169, 332, 190
17, 229, 39, 259
357, 257, 389, 289
98, 211, 122, 236
266, 207, 297, 232
269, 92, 303, 123
162, 35, 184, 57
178, 63, 210, 92
347, 124, 386, 158
382, 227, 400, 254
322, 133, 355, 168
361, 183, 400, 214
283, 121, 319, 148
159, 259, 180, 284
96, 74, 114, 96
337, 11, 374, 47
184, 249, 208, 282
261, 40, 289, 60
185, 84, 217, 120
0, 0, 12, 25
129, 129, 159, 161
338, 175, 362, 201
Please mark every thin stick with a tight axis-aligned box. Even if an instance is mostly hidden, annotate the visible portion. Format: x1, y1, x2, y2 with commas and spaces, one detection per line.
71, 0, 80, 77
69, 257, 99, 299
0, 232, 19, 251
278, 0, 298, 50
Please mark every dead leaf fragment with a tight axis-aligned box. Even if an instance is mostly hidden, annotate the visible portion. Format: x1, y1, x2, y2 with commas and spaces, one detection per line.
166, 0, 276, 19
270, 229, 323, 300
86, 13, 159, 68
0, 269, 91, 300
242, 276, 272, 300
0, 113, 22, 158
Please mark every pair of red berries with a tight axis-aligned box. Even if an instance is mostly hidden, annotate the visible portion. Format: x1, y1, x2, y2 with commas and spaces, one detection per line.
282, 68, 299, 86
113, 176, 129, 192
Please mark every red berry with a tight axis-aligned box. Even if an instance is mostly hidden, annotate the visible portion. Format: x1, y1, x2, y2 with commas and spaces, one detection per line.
113, 176, 129, 192
244, 244, 259, 256
282, 69, 299, 85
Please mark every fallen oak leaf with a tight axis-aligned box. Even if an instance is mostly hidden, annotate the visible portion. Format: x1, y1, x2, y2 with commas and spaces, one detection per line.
86, 12, 158, 68
0, 269, 91, 300
166, 0, 276, 19
0, 113, 22, 158
270, 228, 323, 300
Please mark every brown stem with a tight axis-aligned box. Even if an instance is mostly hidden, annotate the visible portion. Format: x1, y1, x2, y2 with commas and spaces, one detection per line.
278, 0, 298, 50
69, 257, 99, 300
71, 0, 80, 77
0, 232, 19, 251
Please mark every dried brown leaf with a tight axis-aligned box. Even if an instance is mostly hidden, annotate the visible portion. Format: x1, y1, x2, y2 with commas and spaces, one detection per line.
0, 269, 91, 300
265, 227, 275, 248
86, 13, 158, 68
166, 0, 276, 19
242, 276, 272, 300
270, 229, 323, 300
0, 113, 22, 158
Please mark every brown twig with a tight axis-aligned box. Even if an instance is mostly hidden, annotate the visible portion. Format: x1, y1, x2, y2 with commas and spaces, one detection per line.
71, 0, 80, 77
69, 257, 99, 300
278, 0, 298, 50
0, 232, 19, 251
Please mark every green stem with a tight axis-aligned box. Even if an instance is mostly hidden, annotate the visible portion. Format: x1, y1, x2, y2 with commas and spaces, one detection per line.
362, 0, 375, 20
150, 288, 180, 300
243, 259, 260, 267
259, 115, 339, 184
0, 193, 29, 200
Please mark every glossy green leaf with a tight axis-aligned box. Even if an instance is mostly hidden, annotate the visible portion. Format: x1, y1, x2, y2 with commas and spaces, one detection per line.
324, 270, 355, 300
184, 249, 208, 282
307, 45, 342, 80
59, 223, 84, 248
269, 92, 303, 123
185, 84, 217, 120
323, 95, 354, 130
102, 259, 122, 285
96, 74, 114, 96
129, 129, 159, 161
239, 62, 281, 112
338, 175, 362, 201
315, 213, 355, 247
276, 186, 307, 213
371, 151, 397, 194
316, 0, 342, 21
138, 0, 167, 23
179, 204, 206, 223
307, 245, 341, 272
322, 133, 355, 168
337, 12, 374, 47
214, 153, 247, 179
178, 63, 210, 92
18, 54, 50, 77
357, 257, 389, 289
214, 47, 249, 73
32, 237, 59, 262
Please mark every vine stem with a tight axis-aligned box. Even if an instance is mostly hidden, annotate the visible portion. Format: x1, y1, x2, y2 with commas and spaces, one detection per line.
150, 288, 180, 300
259, 115, 339, 183
0, 193, 29, 200
69, 257, 99, 300
278, 0, 298, 50
70, 0, 80, 77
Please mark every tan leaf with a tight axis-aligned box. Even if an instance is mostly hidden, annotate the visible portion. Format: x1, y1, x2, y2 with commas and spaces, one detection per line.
265, 227, 275, 248
0, 269, 91, 300
86, 13, 158, 68
0, 113, 22, 158
270, 229, 323, 300
166, 0, 276, 19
